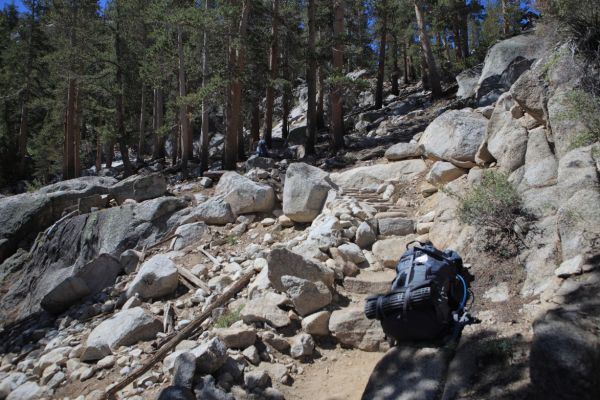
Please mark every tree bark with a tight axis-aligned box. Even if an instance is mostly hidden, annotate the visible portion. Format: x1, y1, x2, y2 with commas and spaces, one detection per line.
152, 88, 165, 160
316, 63, 325, 129
18, 1, 36, 177
250, 98, 260, 149
138, 84, 146, 162
114, 2, 132, 177
391, 34, 399, 96
177, 25, 191, 179
414, 0, 443, 98
263, 0, 279, 148
200, 0, 210, 173
502, 0, 510, 36
224, 0, 250, 170
282, 38, 291, 140
95, 131, 102, 173
305, 0, 317, 155
74, 85, 81, 177
403, 42, 409, 84
375, 0, 388, 109
330, 0, 345, 152
63, 78, 76, 179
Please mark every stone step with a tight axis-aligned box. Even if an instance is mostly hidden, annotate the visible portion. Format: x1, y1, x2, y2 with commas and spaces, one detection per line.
374, 211, 410, 219
343, 269, 396, 295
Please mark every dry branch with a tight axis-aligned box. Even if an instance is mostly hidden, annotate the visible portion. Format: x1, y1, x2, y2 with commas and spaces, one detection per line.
104, 268, 256, 400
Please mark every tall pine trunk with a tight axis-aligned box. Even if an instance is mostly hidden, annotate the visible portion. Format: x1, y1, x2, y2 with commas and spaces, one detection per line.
414, 0, 442, 99
391, 34, 399, 96
74, 86, 81, 177
375, 0, 387, 109
138, 85, 146, 162
224, 0, 250, 170
263, 0, 279, 148
251, 98, 260, 148
63, 78, 76, 179
305, 0, 317, 155
200, 0, 210, 173
152, 88, 165, 160
316, 64, 325, 129
403, 42, 409, 84
178, 25, 191, 179
330, 0, 345, 152
281, 38, 291, 140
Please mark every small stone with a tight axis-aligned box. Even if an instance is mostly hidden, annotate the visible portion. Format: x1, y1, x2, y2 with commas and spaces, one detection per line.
242, 346, 260, 366
290, 333, 315, 359
244, 370, 270, 390
97, 355, 116, 369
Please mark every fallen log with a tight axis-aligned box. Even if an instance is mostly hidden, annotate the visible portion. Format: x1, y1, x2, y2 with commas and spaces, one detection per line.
176, 265, 211, 294
104, 268, 257, 400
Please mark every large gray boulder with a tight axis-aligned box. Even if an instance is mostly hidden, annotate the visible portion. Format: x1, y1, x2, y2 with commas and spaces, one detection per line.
475, 33, 544, 105
456, 64, 483, 99
283, 163, 333, 223
267, 247, 335, 292
426, 161, 467, 185
329, 307, 385, 351
556, 145, 600, 260
170, 222, 210, 251
0, 196, 187, 325
281, 275, 332, 316
372, 235, 418, 268
547, 88, 593, 158
241, 292, 291, 328
39, 254, 122, 314
126, 254, 179, 299
215, 172, 275, 215
109, 173, 167, 204
384, 142, 423, 161
377, 218, 415, 236
178, 196, 235, 226
330, 159, 427, 190
0, 176, 117, 263
478, 92, 528, 172
418, 109, 488, 163
521, 127, 558, 189
510, 66, 547, 124
81, 307, 162, 361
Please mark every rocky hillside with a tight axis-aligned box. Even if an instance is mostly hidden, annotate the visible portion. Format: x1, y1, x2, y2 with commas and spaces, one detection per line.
0, 29, 599, 400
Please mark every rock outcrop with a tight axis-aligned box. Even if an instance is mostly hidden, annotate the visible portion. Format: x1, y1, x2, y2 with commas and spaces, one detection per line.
282, 163, 333, 223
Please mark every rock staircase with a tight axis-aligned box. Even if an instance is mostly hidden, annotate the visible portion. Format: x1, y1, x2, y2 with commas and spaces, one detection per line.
336, 186, 417, 297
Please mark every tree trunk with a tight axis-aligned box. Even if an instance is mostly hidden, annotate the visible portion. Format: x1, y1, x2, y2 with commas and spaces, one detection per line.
316, 64, 325, 129
200, 0, 210, 173
502, 0, 510, 36
251, 98, 260, 149
263, 0, 279, 148
375, 1, 388, 109
138, 84, 146, 162
152, 88, 165, 160
330, 0, 345, 152
74, 85, 81, 177
177, 25, 191, 179
224, 0, 250, 170
305, 0, 317, 155
414, 0, 443, 98
114, 3, 132, 177
460, 6, 469, 58
403, 42, 409, 84
106, 141, 114, 168
420, 53, 429, 90
282, 40, 291, 140
95, 131, 102, 173
63, 78, 76, 179
391, 34, 399, 96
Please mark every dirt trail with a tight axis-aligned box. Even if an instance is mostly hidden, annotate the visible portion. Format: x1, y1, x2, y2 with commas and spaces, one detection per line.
274, 348, 384, 400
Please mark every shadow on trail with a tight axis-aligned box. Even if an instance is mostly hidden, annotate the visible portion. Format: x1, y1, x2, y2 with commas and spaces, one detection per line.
361, 329, 531, 400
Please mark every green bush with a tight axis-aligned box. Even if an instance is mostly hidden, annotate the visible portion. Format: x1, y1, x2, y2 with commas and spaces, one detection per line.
563, 90, 600, 149
214, 305, 244, 328
456, 170, 529, 257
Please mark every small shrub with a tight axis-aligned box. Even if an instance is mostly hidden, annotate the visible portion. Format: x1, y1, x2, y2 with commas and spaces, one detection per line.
25, 179, 43, 192
225, 234, 238, 246
455, 170, 530, 257
214, 305, 244, 328
562, 90, 600, 149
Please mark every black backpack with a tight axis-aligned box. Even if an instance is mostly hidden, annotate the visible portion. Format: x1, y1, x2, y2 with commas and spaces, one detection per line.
364, 241, 473, 343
